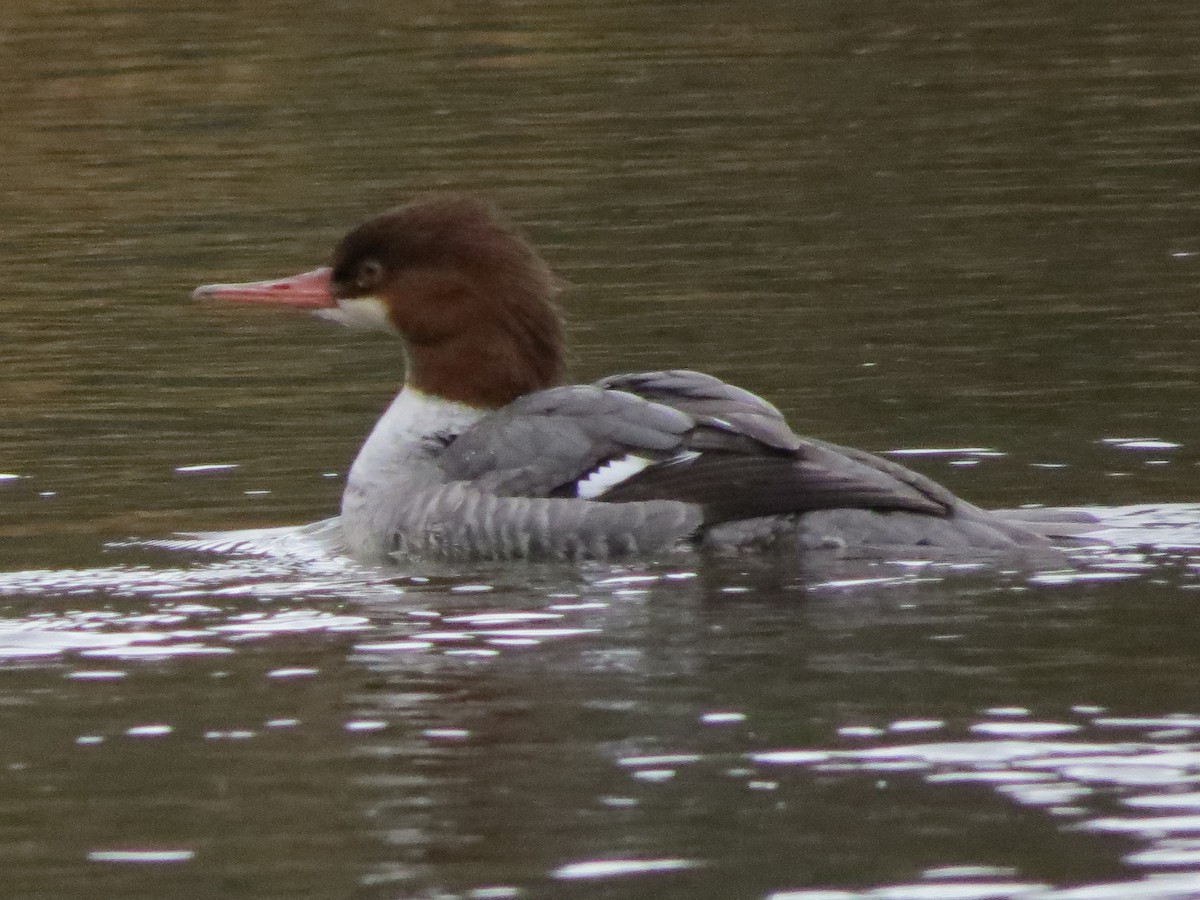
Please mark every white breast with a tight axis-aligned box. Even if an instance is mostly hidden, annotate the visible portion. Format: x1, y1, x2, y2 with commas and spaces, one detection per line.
348, 388, 485, 483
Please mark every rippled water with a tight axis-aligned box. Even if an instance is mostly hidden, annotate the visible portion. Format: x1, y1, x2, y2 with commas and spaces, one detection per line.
4, 510, 1200, 897
5, 0, 1200, 897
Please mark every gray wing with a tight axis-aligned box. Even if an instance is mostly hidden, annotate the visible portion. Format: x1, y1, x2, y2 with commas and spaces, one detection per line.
594, 370, 801, 451
437, 384, 693, 496
437, 374, 952, 523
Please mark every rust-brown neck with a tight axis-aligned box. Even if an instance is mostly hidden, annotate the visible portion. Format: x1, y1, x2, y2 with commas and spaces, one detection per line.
330, 195, 570, 407
401, 287, 567, 408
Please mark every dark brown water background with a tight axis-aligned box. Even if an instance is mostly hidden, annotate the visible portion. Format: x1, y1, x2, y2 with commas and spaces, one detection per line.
4, 1, 1200, 897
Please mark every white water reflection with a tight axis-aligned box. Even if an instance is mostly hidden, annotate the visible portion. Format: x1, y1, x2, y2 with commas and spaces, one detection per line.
5, 504, 1200, 899
707, 717, 1200, 899
0, 521, 670, 663
87, 849, 196, 864
1, 502, 1200, 666
768, 875, 1200, 899
552, 857, 699, 880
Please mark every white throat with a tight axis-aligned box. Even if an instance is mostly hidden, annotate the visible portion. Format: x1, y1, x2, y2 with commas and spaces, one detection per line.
315, 296, 397, 332
348, 387, 486, 484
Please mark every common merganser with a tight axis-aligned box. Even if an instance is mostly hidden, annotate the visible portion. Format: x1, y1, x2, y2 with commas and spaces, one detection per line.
193, 195, 1086, 563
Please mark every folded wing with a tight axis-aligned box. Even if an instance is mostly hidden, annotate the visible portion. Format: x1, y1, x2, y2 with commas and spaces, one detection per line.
437, 370, 953, 524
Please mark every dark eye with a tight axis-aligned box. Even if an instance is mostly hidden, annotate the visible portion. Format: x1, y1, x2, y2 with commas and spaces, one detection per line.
356, 259, 384, 290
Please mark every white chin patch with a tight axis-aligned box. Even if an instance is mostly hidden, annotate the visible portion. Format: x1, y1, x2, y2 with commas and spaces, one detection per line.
315, 296, 396, 332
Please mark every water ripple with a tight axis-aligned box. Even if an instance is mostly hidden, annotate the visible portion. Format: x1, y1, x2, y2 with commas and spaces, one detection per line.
670, 714, 1200, 899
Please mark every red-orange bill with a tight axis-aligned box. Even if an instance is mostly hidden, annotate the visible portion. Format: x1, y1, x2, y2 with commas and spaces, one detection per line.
192, 266, 334, 310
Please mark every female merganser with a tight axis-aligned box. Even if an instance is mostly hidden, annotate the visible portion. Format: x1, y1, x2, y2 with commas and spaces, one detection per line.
193, 195, 1081, 563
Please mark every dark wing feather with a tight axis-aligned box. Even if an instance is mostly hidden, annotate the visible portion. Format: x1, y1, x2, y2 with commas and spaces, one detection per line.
592, 370, 954, 520
595, 370, 802, 451
438, 373, 955, 523
804, 437, 964, 510
598, 452, 948, 523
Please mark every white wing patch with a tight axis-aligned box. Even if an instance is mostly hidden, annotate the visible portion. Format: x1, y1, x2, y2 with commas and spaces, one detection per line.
576, 450, 700, 499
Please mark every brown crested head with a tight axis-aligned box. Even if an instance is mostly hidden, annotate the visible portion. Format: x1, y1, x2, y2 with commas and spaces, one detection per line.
329, 195, 566, 408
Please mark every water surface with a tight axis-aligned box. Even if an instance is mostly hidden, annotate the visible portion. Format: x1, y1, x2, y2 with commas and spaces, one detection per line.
3, 1, 1200, 897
